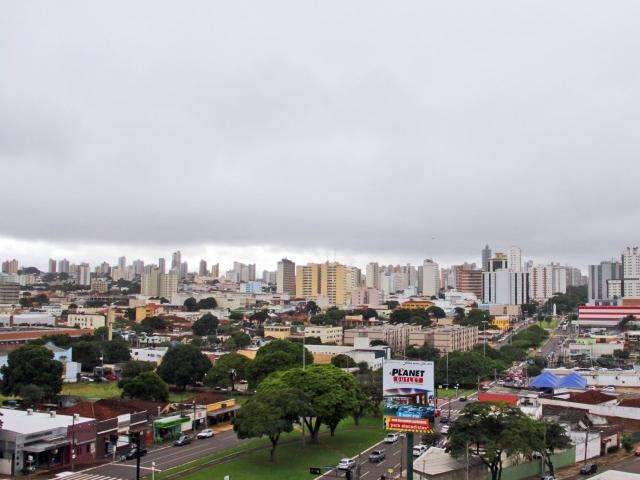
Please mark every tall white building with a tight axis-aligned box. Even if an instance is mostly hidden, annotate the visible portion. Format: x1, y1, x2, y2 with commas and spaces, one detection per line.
482, 271, 530, 305
132, 259, 145, 276
530, 264, 553, 301
421, 259, 440, 297
118, 256, 127, 271
366, 263, 380, 290
142, 268, 178, 299
622, 246, 640, 298
158, 257, 166, 274
276, 258, 296, 294
77, 263, 91, 286
507, 246, 522, 272
58, 259, 70, 274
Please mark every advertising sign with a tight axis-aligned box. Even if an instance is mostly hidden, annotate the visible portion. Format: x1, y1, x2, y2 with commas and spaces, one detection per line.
383, 360, 435, 433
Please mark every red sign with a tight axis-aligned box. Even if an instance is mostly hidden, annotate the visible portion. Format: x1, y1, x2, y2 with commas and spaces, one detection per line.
385, 417, 432, 433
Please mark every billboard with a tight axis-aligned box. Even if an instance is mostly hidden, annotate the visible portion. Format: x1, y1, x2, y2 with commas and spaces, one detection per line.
383, 360, 435, 433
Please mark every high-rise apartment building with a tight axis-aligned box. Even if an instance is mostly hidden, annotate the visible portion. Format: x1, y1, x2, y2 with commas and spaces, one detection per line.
320, 262, 351, 306
141, 267, 160, 296
0, 274, 20, 304
142, 268, 178, 299
507, 246, 522, 272
180, 262, 188, 278
366, 263, 380, 290
622, 246, 640, 298
295, 263, 322, 299
118, 256, 127, 271
199, 259, 208, 276
227, 262, 256, 283
454, 265, 483, 298
588, 260, 622, 302
529, 264, 553, 301
1, 259, 19, 275
48, 258, 57, 274
158, 257, 166, 274
276, 258, 296, 294
482, 244, 492, 271
482, 270, 530, 305
58, 259, 70, 274
421, 259, 440, 297
77, 263, 91, 286
210, 263, 220, 278
132, 259, 145, 276
171, 251, 181, 270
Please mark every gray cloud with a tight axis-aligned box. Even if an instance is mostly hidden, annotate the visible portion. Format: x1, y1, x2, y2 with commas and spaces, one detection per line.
2, 0, 640, 268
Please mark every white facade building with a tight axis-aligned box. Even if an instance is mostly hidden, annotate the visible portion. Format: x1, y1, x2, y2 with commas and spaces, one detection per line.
421, 259, 440, 297
623, 246, 640, 298
507, 246, 522, 272
482, 270, 530, 305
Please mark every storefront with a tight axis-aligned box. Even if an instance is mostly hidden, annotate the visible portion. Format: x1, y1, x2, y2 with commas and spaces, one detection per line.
153, 416, 190, 443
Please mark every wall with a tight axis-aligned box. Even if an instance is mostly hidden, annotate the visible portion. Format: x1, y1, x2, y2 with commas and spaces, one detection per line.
489, 448, 575, 480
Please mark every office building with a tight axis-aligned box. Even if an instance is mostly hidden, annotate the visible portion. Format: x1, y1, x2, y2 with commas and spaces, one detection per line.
421, 259, 440, 297
366, 262, 380, 290
408, 325, 478, 353
482, 244, 492, 271
276, 258, 296, 294
453, 264, 483, 298
622, 246, 640, 298
67, 313, 106, 330
296, 263, 322, 299
482, 270, 530, 305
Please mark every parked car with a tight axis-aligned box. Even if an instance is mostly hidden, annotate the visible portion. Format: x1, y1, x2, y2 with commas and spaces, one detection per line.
532, 451, 543, 459
120, 447, 147, 461
579, 463, 597, 475
439, 416, 450, 424
459, 396, 468, 402
196, 429, 214, 439
174, 435, 192, 446
413, 444, 429, 457
384, 433, 399, 444
440, 425, 450, 434
602, 386, 616, 392
337, 458, 356, 471
369, 450, 385, 463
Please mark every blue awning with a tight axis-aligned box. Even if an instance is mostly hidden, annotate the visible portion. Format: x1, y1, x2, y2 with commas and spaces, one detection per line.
530, 371, 560, 389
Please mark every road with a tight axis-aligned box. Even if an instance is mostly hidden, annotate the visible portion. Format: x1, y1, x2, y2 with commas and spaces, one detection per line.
52, 429, 244, 480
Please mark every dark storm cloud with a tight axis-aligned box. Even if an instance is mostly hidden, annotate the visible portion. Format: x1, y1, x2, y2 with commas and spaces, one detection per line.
2, 0, 640, 266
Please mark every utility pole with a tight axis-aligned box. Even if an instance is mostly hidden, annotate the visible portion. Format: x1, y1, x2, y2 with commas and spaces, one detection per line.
71, 413, 78, 471
301, 326, 306, 447
135, 431, 142, 480
406, 432, 414, 480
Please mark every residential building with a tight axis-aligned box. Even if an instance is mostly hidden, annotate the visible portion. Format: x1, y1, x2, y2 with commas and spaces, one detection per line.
158, 257, 166, 274
199, 259, 208, 276
48, 258, 57, 273
295, 263, 322, 299
132, 259, 145, 276
623, 246, 640, 298
454, 265, 483, 298
276, 258, 296, 294
263, 325, 293, 340
118, 256, 127, 271
159, 272, 178, 299
482, 244, 492, 271
422, 259, 440, 297
304, 325, 343, 344
90, 278, 109, 293
482, 270, 530, 305
432, 325, 478, 353
58, 258, 70, 274
1, 259, 19, 275
227, 262, 256, 283
239, 281, 263, 294
507, 246, 522, 272
366, 262, 380, 290
77, 262, 91, 286
350, 287, 382, 306
171, 251, 181, 270
320, 262, 352, 306
67, 313, 106, 330
210, 263, 220, 278
343, 324, 421, 353
0, 275, 19, 304
141, 268, 160, 296
131, 347, 169, 364
401, 299, 435, 310
530, 264, 554, 301
588, 260, 623, 302
179, 261, 188, 278
608, 279, 623, 299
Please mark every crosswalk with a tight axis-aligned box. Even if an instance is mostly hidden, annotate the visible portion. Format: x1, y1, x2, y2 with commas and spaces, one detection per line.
49, 472, 125, 480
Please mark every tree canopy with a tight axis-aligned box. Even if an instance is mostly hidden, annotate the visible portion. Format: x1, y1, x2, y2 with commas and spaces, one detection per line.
331, 354, 357, 368
121, 371, 169, 402
156, 344, 212, 390
205, 353, 252, 389
192, 313, 220, 336
1, 345, 63, 400
102, 339, 131, 363
246, 339, 313, 388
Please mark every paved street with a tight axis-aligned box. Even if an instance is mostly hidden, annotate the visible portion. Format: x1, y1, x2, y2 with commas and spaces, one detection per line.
54, 429, 244, 480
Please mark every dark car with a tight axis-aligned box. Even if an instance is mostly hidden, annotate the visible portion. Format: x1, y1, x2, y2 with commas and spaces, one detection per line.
459, 396, 468, 402
580, 463, 597, 475
439, 416, 450, 424
369, 450, 385, 463
174, 435, 192, 447
120, 447, 148, 461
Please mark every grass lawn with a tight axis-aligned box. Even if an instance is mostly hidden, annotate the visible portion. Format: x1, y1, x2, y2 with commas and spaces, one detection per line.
538, 318, 558, 330
61, 382, 121, 399
155, 417, 386, 480
437, 388, 475, 399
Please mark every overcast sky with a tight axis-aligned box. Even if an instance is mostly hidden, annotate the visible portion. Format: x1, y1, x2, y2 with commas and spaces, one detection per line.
2, 1, 639, 272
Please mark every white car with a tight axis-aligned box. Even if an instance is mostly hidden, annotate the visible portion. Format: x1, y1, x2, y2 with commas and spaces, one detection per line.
196, 429, 214, 439
384, 433, 399, 444
413, 444, 429, 457
440, 425, 450, 434
602, 386, 616, 392
337, 458, 356, 471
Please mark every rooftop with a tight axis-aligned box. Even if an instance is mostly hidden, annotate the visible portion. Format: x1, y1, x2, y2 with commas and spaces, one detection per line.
0, 408, 93, 434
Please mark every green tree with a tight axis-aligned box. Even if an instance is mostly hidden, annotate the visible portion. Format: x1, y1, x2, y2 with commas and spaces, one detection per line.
192, 313, 219, 336
246, 339, 313, 388
72, 341, 102, 371
156, 344, 212, 390
196, 297, 218, 310
331, 354, 357, 368
305, 301, 320, 315
229, 310, 244, 321
102, 339, 131, 364
1, 345, 63, 400
370, 339, 388, 347
527, 356, 547, 377
619, 315, 636, 332
352, 368, 382, 424
406, 344, 440, 361
259, 365, 358, 441
427, 305, 446, 319
121, 371, 169, 402
384, 300, 399, 310
118, 360, 155, 387
230, 331, 251, 349
184, 297, 199, 311
622, 435, 634, 454
19, 384, 45, 407
40, 334, 73, 348
249, 310, 269, 323
233, 388, 305, 461
449, 402, 541, 480
540, 421, 571, 476
456, 308, 491, 327
205, 353, 252, 389
435, 351, 504, 388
